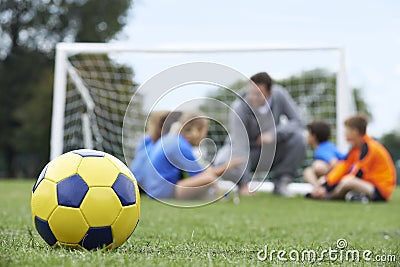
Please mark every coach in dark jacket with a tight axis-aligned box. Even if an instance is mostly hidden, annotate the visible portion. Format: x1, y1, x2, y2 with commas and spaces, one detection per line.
215, 72, 306, 196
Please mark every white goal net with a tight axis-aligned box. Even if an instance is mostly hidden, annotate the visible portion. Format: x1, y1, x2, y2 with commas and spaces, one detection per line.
51, 43, 354, 170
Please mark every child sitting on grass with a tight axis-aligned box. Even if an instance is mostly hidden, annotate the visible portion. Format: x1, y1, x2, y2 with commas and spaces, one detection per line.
130, 110, 170, 174
311, 114, 397, 202
130, 110, 182, 192
303, 121, 345, 188
139, 111, 242, 200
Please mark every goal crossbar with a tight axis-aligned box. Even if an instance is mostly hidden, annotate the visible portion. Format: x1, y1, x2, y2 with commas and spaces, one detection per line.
51, 42, 352, 160
56, 42, 342, 54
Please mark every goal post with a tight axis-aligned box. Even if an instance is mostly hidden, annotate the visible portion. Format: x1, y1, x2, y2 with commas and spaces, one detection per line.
51, 42, 354, 164
336, 49, 353, 155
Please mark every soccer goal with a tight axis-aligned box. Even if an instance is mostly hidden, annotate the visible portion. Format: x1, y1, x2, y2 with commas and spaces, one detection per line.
51, 42, 355, 168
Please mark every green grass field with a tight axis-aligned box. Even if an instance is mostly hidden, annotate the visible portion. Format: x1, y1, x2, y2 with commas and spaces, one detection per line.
0, 180, 399, 266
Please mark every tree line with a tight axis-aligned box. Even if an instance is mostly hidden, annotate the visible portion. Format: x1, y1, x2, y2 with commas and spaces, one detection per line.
0, 0, 133, 177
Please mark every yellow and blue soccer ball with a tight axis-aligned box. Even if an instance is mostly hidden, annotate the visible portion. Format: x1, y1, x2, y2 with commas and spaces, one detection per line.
31, 149, 140, 250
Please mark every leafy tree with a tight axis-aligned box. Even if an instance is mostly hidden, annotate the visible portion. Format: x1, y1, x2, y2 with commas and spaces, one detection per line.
277, 69, 337, 125
0, 0, 133, 177
381, 130, 400, 159
380, 130, 400, 184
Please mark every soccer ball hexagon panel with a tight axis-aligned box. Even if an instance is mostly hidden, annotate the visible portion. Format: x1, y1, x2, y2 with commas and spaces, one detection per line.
31, 149, 140, 250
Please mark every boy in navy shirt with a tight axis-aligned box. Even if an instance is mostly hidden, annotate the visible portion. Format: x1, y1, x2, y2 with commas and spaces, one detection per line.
303, 121, 345, 188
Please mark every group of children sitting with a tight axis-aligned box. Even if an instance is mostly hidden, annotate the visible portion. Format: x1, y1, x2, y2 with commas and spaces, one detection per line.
304, 115, 396, 202
130, 110, 397, 202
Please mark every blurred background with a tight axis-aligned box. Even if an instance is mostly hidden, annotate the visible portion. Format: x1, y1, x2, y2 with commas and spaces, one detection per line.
0, 0, 399, 179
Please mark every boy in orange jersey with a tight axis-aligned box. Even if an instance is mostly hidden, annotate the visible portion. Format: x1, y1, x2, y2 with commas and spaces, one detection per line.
311, 114, 396, 202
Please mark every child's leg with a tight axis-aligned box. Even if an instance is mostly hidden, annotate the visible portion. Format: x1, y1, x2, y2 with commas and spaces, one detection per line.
174, 184, 215, 200
303, 160, 329, 187
174, 171, 217, 200
313, 160, 330, 177
303, 166, 319, 187
329, 175, 375, 200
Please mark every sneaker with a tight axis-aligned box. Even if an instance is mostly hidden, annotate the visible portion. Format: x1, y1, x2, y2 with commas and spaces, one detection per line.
305, 192, 331, 200
305, 192, 313, 199
345, 191, 369, 203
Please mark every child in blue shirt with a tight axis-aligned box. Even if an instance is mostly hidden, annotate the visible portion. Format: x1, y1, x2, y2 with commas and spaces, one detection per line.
303, 121, 345, 188
130, 110, 169, 182
130, 110, 182, 187
138, 111, 242, 200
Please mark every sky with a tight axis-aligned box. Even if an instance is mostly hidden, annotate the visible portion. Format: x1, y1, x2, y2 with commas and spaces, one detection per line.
115, 0, 400, 138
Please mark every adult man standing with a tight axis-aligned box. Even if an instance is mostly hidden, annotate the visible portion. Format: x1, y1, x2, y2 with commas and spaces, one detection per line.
216, 72, 306, 196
